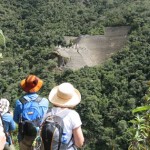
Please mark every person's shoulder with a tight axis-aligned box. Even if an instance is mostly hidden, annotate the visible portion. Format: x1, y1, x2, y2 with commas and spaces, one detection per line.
39, 96, 49, 106
2, 113, 13, 121
40, 97, 49, 103
41, 97, 48, 101
68, 109, 80, 118
15, 99, 22, 105
66, 109, 82, 128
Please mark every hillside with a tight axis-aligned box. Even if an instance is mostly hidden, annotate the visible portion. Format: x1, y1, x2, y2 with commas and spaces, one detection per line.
0, 0, 150, 149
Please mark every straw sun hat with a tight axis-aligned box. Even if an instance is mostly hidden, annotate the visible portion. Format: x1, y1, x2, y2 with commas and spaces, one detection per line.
20, 75, 43, 93
49, 83, 81, 107
0, 98, 10, 115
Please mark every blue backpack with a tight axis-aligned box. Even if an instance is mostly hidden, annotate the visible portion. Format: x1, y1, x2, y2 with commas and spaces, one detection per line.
19, 96, 43, 137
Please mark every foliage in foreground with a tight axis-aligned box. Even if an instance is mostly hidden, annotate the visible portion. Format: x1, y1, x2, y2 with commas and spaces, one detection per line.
128, 84, 150, 150
0, 0, 150, 149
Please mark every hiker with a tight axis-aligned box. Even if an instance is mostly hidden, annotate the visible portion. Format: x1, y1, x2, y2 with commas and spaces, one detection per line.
0, 98, 16, 150
41, 82, 84, 150
13, 75, 49, 150
0, 126, 6, 150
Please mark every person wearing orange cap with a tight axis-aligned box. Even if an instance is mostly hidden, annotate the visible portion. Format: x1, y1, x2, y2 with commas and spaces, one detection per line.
13, 75, 49, 150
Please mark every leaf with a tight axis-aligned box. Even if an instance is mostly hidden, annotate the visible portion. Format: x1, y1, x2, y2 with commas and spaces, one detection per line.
132, 105, 150, 113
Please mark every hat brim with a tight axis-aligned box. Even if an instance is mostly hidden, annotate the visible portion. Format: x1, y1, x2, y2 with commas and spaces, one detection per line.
0, 99, 9, 115
20, 79, 43, 93
49, 86, 81, 107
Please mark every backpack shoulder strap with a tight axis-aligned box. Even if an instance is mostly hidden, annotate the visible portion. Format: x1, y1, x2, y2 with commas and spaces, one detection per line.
35, 96, 43, 103
19, 95, 43, 104
19, 96, 27, 104
58, 109, 72, 119
42, 108, 71, 124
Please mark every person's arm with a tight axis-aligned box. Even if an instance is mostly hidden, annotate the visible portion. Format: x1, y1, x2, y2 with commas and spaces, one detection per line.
39, 97, 49, 116
13, 100, 22, 124
9, 117, 16, 131
0, 126, 6, 150
73, 126, 84, 148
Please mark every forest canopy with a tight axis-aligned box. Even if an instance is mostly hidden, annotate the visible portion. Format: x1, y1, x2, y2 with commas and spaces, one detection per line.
0, 0, 150, 149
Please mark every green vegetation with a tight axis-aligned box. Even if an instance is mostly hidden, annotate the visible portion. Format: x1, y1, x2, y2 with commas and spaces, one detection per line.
128, 84, 150, 150
0, 0, 150, 149
0, 30, 6, 47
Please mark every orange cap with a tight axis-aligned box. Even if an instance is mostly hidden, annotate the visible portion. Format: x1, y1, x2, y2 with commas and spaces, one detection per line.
20, 75, 43, 93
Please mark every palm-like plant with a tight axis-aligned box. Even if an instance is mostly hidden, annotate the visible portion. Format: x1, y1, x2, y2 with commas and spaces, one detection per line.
128, 86, 150, 150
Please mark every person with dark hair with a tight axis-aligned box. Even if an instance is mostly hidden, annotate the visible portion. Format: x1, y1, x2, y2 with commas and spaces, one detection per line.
0, 98, 16, 150
41, 82, 84, 150
13, 75, 49, 150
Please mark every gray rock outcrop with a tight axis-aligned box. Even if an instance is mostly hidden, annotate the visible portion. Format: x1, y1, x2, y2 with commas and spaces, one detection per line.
55, 26, 131, 70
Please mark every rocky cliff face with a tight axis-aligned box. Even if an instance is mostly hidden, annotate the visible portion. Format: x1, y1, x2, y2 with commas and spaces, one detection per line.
55, 26, 131, 70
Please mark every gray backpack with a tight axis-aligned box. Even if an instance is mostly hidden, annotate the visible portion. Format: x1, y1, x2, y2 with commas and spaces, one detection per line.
40, 108, 76, 150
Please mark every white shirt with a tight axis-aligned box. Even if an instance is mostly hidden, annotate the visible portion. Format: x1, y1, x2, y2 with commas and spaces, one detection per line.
42, 107, 82, 150
0, 118, 3, 129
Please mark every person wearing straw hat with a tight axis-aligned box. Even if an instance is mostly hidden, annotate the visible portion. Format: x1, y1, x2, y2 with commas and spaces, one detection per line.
41, 82, 84, 150
13, 75, 49, 150
0, 98, 16, 150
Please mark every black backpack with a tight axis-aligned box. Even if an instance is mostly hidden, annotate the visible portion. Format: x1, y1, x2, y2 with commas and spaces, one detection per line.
40, 108, 75, 150
18, 96, 43, 137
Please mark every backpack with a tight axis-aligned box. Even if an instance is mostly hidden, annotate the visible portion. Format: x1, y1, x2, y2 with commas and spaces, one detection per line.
40, 108, 75, 150
19, 96, 43, 137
